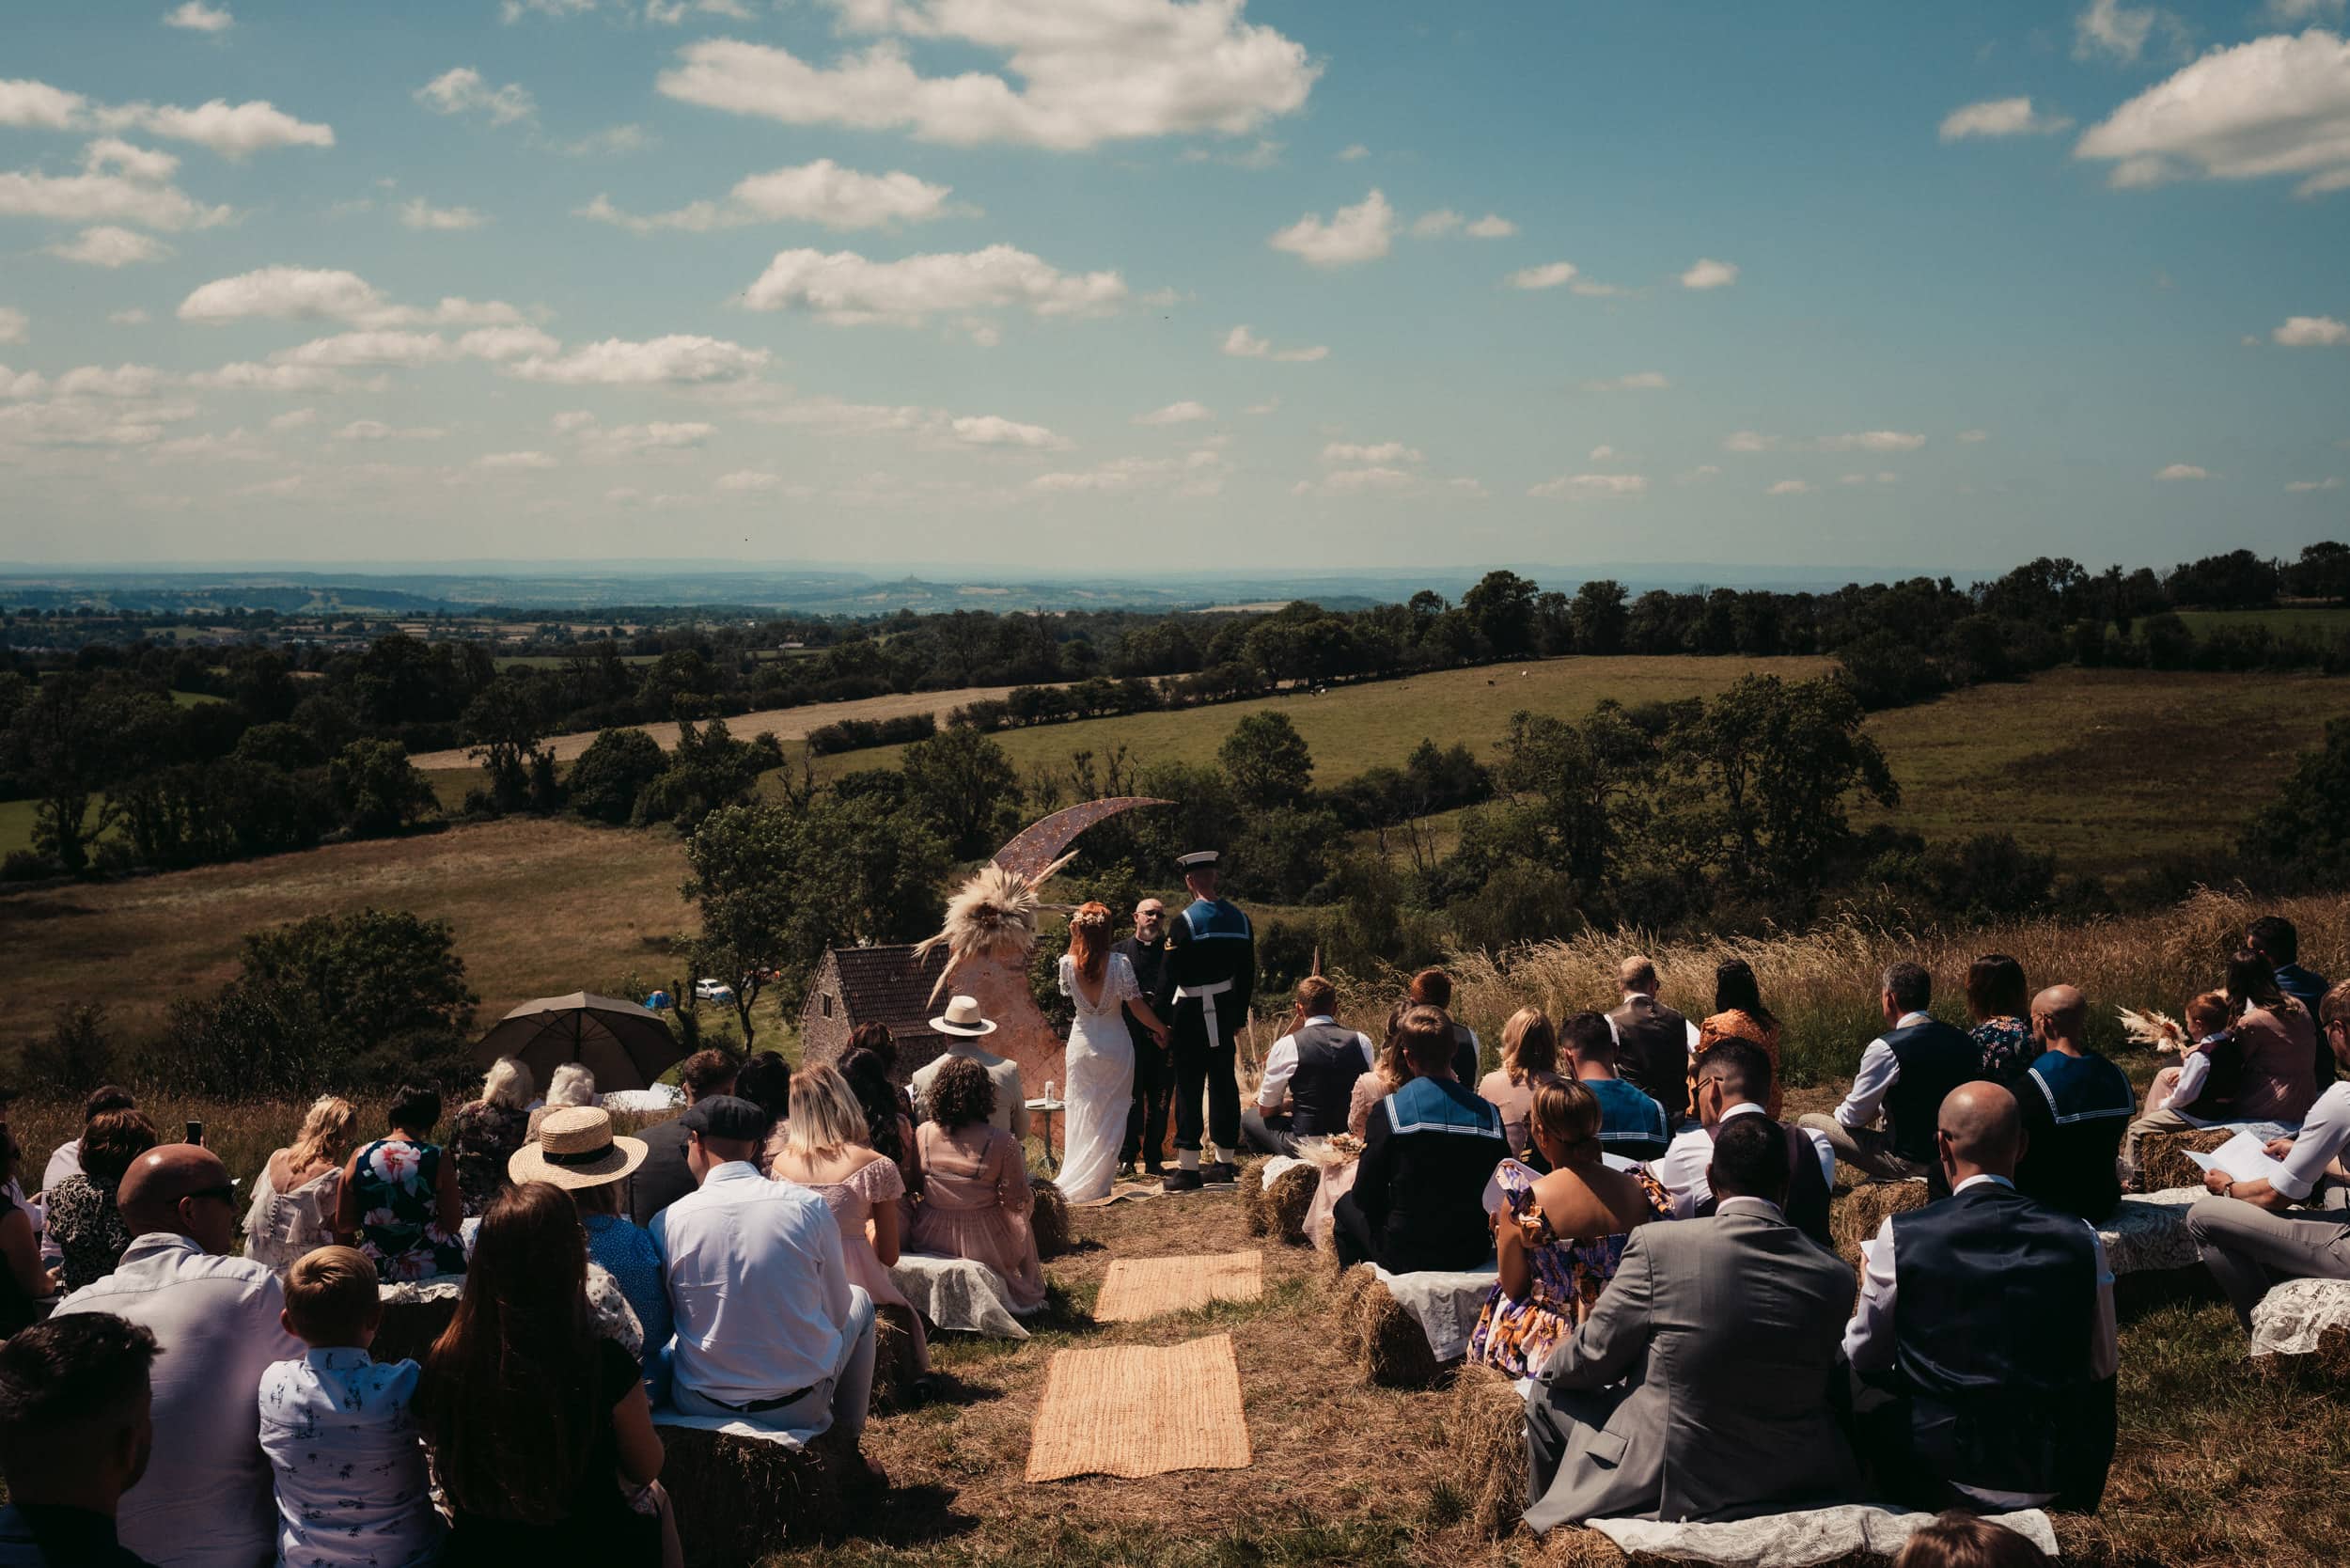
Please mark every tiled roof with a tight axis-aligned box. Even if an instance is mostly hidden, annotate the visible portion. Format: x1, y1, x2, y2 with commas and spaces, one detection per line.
820, 944, 952, 1031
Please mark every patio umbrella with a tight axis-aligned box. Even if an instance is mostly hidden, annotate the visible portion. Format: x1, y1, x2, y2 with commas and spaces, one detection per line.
472, 992, 685, 1094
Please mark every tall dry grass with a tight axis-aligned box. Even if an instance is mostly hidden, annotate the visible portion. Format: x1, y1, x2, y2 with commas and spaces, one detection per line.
1333, 888, 2349, 1088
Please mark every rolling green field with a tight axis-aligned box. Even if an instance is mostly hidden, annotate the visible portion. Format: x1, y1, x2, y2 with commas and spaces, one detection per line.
2176, 606, 2350, 638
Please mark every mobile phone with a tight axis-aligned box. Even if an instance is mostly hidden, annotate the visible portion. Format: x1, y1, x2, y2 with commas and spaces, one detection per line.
185, 1120, 204, 1146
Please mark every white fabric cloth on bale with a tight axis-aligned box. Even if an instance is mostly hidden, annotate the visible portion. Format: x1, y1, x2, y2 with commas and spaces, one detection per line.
1588, 1505, 2058, 1564
1371, 1262, 1497, 1363
1057, 950, 1142, 1203
2249, 1276, 2350, 1359
2101, 1187, 2206, 1277
888, 1251, 1036, 1340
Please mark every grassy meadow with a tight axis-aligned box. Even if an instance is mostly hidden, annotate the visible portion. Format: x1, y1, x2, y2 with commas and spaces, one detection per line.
2176, 606, 2350, 638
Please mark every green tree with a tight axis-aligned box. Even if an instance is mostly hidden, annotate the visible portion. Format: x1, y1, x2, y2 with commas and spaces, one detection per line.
900, 727, 1023, 859
1569, 579, 1629, 655
2243, 719, 2350, 881
1464, 569, 1540, 657
567, 727, 668, 824
461, 676, 551, 810
1666, 675, 1898, 893
1218, 711, 1314, 809
330, 738, 440, 837
636, 716, 777, 834
7, 673, 144, 873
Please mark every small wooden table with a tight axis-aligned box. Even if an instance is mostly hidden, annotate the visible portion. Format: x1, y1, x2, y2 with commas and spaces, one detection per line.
1026, 1097, 1067, 1172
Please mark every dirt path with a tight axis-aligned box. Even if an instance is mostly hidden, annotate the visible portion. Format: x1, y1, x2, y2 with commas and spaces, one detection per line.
408, 685, 1036, 769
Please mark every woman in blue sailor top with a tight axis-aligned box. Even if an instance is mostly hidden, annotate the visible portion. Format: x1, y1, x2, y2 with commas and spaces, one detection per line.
1333, 1004, 1508, 1274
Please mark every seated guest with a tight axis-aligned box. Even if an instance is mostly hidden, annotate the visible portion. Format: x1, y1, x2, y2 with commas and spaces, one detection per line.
1799, 963, 1980, 1195
38, 1086, 136, 1266
2184, 979, 2350, 1330
907, 1059, 1047, 1314
446, 1057, 534, 1217
0, 1313, 162, 1568
422, 1183, 667, 1562
911, 998, 1030, 1140
527, 1062, 599, 1142
0, 1132, 54, 1337
259, 1247, 444, 1568
1469, 1080, 1670, 1379
1246, 977, 1375, 1157
509, 1109, 667, 1376
242, 1095, 358, 1278
1334, 1005, 1508, 1274
1608, 954, 1700, 1120
1695, 958, 1783, 1117
1559, 1012, 1669, 1163
732, 1052, 793, 1137
1845, 1083, 2118, 1513
1524, 1116, 1860, 1530
2013, 986, 2134, 1223
2129, 950, 2321, 1172
1477, 1008, 1565, 1159
1965, 953, 2039, 1087
838, 1044, 923, 1204
770, 1065, 930, 1382
337, 1085, 466, 1282
55, 1144, 304, 1568
1893, 1513, 2049, 1568
46, 1110, 159, 1294
1649, 1041, 1835, 1247
1409, 968, 1483, 1084
1347, 1003, 1418, 1139
2248, 915, 2329, 1089
653, 1095, 882, 1478
2137, 990, 2236, 1125
629, 1048, 738, 1227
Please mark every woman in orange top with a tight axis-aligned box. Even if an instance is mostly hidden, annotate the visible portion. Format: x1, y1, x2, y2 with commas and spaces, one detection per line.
1695, 958, 1782, 1117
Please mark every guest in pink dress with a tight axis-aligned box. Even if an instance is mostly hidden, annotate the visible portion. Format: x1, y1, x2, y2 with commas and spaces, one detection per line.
767, 1064, 930, 1378
907, 1057, 1046, 1314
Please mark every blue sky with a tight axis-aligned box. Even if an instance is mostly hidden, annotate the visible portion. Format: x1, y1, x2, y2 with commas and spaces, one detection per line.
2, 0, 2347, 574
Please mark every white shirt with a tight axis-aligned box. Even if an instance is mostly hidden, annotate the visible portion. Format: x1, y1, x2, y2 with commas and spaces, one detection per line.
54, 1232, 305, 1568
1842, 1173, 2119, 1508
42, 1137, 83, 1192
258, 1348, 443, 1568
653, 1161, 853, 1407
1833, 1012, 1934, 1129
1712, 1195, 1784, 1220
1606, 992, 1703, 1056
2170, 1034, 2224, 1116
1256, 1017, 1375, 1111
1646, 1103, 1837, 1218
2274, 1080, 2350, 1200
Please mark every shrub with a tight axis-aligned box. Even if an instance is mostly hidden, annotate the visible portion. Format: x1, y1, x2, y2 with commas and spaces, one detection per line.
19, 1001, 117, 1092
567, 728, 668, 824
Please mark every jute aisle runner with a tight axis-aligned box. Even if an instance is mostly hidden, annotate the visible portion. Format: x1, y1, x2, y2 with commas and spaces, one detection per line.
1092, 1251, 1262, 1323
1024, 1333, 1253, 1482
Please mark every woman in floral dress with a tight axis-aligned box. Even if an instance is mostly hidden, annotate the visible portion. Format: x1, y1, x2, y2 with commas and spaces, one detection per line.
335, 1084, 467, 1281
1966, 953, 2040, 1084
1469, 1078, 1671, 1381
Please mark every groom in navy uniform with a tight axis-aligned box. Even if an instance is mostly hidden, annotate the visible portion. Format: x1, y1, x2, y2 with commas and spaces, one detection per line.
1163, 850, 1256, 1193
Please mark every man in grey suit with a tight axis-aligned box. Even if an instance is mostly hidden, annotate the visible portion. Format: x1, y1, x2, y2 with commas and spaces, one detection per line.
1524, 1115, 1861, 1531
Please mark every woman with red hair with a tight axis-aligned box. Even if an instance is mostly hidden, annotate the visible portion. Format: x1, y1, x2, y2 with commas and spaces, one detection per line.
1057, 901, 1169, 1201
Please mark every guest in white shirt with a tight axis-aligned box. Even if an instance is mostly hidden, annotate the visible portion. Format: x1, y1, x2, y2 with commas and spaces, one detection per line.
1796, 963, 1981, 1194
258, 1246, 442, 1568
651, 1095, 882, 1482
1241, 978, 1374, 1157
38, 1085, 135, 1266
1843, 1082, 2119, 1512
2185, 979, 2350, 1329
53, 1143, 304, 1568
1648, 1041, 1835, 1231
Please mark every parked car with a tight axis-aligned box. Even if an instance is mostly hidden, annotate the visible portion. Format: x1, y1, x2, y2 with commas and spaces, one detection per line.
693, 978, 735, 1005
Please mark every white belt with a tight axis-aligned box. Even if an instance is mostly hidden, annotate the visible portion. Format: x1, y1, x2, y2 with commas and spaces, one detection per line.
1176, 980, 1234, 1051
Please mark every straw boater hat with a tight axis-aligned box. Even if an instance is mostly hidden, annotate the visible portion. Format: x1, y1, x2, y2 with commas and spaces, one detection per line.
508, 1106, 647, 1190
930, 995, 998, 1038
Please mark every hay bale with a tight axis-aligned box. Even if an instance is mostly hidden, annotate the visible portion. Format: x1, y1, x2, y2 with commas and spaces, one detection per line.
870, 1308, 914, 1412
1239, 1157, 1273, 1237
1444, 1361, 1529, 1539
1265, 1163, 1318, 1247
1338, 1263, 1449, 1388
660, 1426, 845, 1567
1828, 1179, 1932, 1267
1031, 1180, 1073, 1260
2138, 1127, 2233, 1196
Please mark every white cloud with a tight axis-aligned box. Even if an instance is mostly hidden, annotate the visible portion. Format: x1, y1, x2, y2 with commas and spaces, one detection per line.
1838, 471, 1900, 485
1590, 445, 1618, 461
2287, 476, 2343, 491
1321, 440, 1420, 463
0, 81, 89, 130
111, 100, 331, 156
110, 307, 151, 325
2074, 0, 2179, 63
274, 331, 452, 368
415, 68, 536, 126
1465, 213, 1515, 238
1817, 430, 1926, 452
0, 138, 230, 230
336, 419, 446, 441
1939, 97, 2074, 141
1244, 397, 1279, 415
2276, 315, 2350, 346
2155, 463, 2211, 480
1337, 143, 1368, 161
1032, 449, 1226, 496
1957, 428, 1991, 443
185, 361, 357, 392
1675, 463, 1720, 484
0, 367, 50, 399
1529, 472, 1647, 498
267, 407, 317, 431
1136, 400, 1213, 425
949, 414, 1069, 449
1507, 260, 1578, 290
1221, 324, 1326, 362
46, 224, 172, 266
578, 159, 953, 233
1296, 464, 1415, 495
1766, 478, 1812, 495
1723, 430, 1777, 452
715, 468, 785, 492
653, 7, 1318, 151
477, 449, 558, 468
1681, 258, 1739, 290
232, 475, 304, 497
742, 243, 1125, 325
506, 334, 770, 384
1268, 189, 1395, 266
52, 364, 168, 399
553, 123, 655, 156
1410, 208, 1462, 239
2268, 0, 2347, 20
400, 197, 488, 230
574, 420, 715, 458
0, 308, 24, 344
501, 0, 595, 19
178, 267, 522, 328
457, 325, 561, 361
1588, 370, 1670, 391
2076, 30, 2350, 196
164, 3, 234, 31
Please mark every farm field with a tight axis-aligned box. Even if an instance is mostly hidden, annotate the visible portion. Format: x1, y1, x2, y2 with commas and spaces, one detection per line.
2176, 606, 2349, 638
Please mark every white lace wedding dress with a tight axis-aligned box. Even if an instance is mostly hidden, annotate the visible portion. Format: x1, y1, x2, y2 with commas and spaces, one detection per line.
1058, 951, 1141, 1202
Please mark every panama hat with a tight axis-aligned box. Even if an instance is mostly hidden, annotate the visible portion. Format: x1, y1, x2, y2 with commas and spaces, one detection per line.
508, 1106, 648, 1190
930, 995, 998, 1037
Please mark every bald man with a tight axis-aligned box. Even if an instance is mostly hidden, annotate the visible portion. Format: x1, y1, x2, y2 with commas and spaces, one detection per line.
54, 1145, 302, 1568
1844, 1082, 2118, 1513
2013, 986, 2136, 1222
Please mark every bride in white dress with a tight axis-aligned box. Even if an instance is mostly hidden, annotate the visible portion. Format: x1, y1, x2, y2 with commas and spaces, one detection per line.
1057, 902, 1169, 1202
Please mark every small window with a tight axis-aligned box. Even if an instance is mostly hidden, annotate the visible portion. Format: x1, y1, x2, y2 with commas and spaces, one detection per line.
821, 993, 835, 1018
